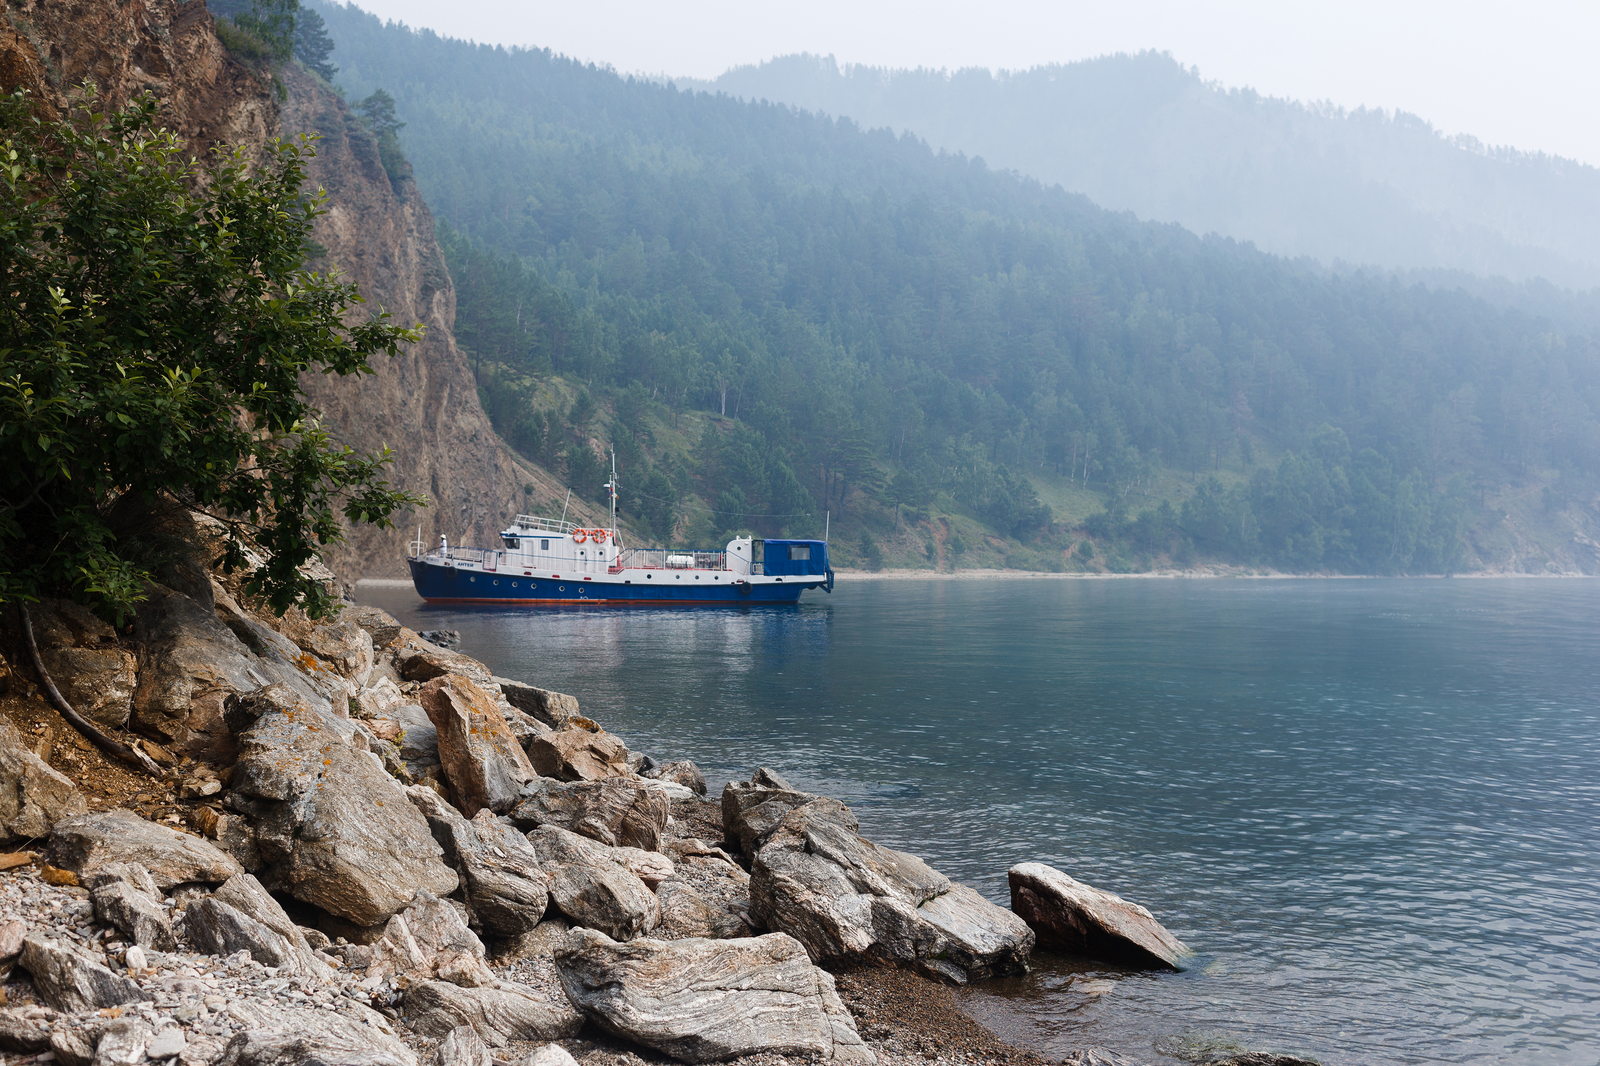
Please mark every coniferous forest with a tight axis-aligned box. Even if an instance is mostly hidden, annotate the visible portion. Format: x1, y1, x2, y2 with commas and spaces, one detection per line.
311, 1, 1600, 574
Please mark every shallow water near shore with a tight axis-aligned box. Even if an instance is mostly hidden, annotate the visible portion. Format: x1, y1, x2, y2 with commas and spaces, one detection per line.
358, 577, 1600, 1065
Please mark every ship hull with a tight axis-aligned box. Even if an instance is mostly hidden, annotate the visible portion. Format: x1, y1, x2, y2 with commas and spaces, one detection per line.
408, 558, 820, 605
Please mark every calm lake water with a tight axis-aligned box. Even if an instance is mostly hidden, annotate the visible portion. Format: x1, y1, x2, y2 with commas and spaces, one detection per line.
357, 577, 1600, 1065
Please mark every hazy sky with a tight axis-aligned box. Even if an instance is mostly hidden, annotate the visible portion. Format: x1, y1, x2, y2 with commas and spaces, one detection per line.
336, 0, 1600, 167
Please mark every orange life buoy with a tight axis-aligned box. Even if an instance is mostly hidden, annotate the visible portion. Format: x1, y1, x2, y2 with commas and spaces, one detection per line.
572, 529, 587, 543
591, 528, 608, 544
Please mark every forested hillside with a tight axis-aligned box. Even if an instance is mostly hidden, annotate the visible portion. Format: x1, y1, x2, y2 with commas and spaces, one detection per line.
688, 53, 1600, 292
312, 2, 1600, 575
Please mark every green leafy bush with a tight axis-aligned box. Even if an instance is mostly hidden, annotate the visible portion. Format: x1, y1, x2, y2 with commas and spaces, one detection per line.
0, 90, 422, 621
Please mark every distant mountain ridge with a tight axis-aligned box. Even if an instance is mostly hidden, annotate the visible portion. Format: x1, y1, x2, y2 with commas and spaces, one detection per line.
681, 52, 1600, 290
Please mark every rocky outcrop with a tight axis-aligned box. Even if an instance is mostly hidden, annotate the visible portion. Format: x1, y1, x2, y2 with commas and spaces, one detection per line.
185, 873, 334, 979
213, 1005, 416, 1066
418, 675, 534, 816
494, 679, 582, 729
510, 777, 668, 851
229, 704, 457, 927
87, 865, 176, 951
365, 891, 495, 989
645, 760, 708, 797
1008, 862, 1193, 970
554, 929, 875, 1064
49, 809, 241, 889
528, 827, 660, 941
0, 716, 87, 844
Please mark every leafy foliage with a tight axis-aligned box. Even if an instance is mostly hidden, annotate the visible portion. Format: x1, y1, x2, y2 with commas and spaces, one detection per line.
0, 90, 422, 620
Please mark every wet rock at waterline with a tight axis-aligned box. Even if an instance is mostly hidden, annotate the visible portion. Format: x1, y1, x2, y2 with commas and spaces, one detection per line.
745, 785, 1033, 984
644, 759, 708, 796
554, 928, 876, 1064
1008, 861, 1193, 970
493, 677, 582, 729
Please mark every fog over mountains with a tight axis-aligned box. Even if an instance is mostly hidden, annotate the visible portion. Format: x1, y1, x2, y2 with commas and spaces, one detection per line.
679, 53, 1600, 291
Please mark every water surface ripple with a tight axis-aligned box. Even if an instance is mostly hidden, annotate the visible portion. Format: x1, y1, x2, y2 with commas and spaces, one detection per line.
359, 577, 1600, 1065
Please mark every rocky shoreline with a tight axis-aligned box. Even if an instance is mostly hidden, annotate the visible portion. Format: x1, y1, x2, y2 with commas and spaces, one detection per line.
0, 563, 1295, 1066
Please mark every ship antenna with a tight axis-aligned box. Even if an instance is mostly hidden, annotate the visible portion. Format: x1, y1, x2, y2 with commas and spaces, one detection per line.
559, 488, 572, 529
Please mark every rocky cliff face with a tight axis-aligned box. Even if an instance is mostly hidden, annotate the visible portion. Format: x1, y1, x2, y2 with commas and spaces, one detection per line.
1, 0, 607, 582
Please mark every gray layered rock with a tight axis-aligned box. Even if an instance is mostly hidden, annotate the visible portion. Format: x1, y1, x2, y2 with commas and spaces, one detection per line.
93, 1019, 153, 1066
50, 1026, 96, 1066
418, 675, 535, 816
492, 678, 581, 729
396, 637, 493, 686
214, 1004, 416, 1066
529, 823, 674, 888
29, 600, 137, 730
342, 607, 403, 651
510, 777, 669, 851
18, 935, 149, 1012
554, 929, 875, 1064
144, 1027, 186, 1061
212, 873, 335, 978
0, 1009, 50, 1053
229, 704, 457, 926
89, 876, 176, 951
749, 796, 1033, 984
402, 981, 583, 1047
522, 1047, 578, 1066
433, 1026, 490, 1066
1008, 862, 1193, 970
50, 809, 240, 889
185, 898, 305, 971
645, 759, 707, 797
365, 891, 495, 988
133, 585, 341, 761
524, 726, 630, 782
655, 880, 754, 940
406, 788, 548, 937
528, 826, 662, 940
0, 716, 87, 844
720, 777, 843, 858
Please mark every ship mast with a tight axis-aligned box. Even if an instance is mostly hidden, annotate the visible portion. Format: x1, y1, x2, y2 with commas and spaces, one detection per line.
606, 450, 618, 549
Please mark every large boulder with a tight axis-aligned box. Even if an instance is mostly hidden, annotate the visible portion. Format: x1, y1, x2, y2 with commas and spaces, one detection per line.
0, 717, 86, 844
185, 873, 334, 978
396, 633, 493, 686
528, 823, 674, 888
132, 585, 340, 761
492, 678, 581, 729
1008, 862, 1193, 970
214, 1004, 415, 1066
645, 760, 707, 797
365, 891, 495, 988
418, 676, 535, 816
87, 867, 176, 951
402, 981, 583, 1047
510, 777, 668, 851
342, 606, 403, 652
29, 600, 137, 730
229, 704, 457, 927
750, 798, 1033, 984
18, 935, 149, 1012
554, 929, 875, 1064
406, 788, 548, 938
528, 826, 659, 941
654, 880, 754, 941
524, 726, 630, 782
49, 809, 240, 889
720, 776, 838, 858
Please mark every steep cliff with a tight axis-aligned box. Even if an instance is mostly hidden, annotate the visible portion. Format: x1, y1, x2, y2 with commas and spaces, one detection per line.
0, 0, 608, 583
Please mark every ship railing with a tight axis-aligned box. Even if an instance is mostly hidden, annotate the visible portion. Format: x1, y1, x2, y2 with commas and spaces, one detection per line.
510, 515, 582, 535
427, 546, 496, 568
615, 548, 732, 571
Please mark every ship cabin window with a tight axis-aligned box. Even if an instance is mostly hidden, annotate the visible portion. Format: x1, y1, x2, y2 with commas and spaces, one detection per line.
788, 545, 811, 561
541, 539, 550, 551
503, 536, 520, 549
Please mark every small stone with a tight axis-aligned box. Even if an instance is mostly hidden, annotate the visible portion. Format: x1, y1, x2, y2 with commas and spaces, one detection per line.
123, 947, 146, 971
145, 1028, 185, 1059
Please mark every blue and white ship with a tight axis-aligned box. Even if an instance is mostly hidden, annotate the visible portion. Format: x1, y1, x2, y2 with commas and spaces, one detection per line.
407, 466, 833, 606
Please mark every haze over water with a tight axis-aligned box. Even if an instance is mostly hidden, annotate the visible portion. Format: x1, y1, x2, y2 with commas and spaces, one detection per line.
359, 577, 1600, 1064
